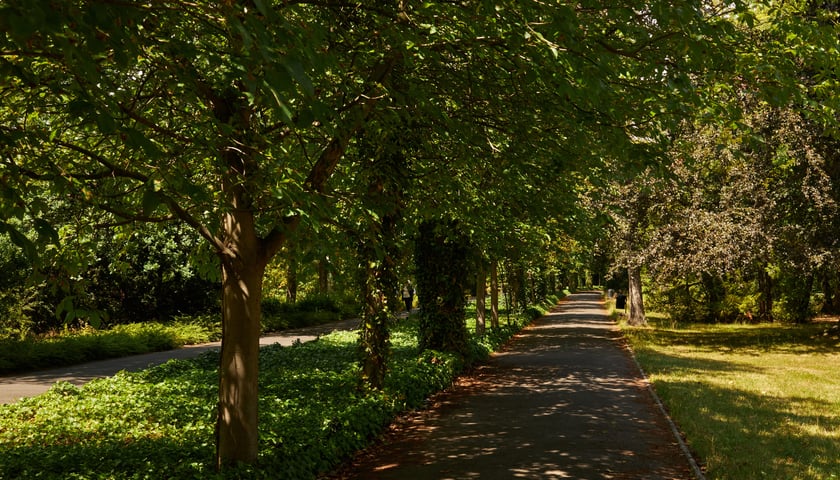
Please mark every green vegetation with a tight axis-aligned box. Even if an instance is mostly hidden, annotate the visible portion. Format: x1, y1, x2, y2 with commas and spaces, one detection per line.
261, 295, 353, 333
621, 314, 840, 480
0, 319, 218, 374
0, 307, 535, 479
2, 0, 839, 468
0, 294, 359, 374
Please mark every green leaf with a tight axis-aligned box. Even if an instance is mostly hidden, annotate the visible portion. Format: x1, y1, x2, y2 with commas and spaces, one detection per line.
33, 218, 59, 245
96, 111, 117, 134
142, 187, 162, 215
56, 295, 76, 322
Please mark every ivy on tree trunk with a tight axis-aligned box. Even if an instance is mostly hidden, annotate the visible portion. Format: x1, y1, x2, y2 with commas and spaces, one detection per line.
415, 220, 471, 356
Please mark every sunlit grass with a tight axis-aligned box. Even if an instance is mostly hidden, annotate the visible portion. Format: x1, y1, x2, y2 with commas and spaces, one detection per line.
622, 314, 840, 480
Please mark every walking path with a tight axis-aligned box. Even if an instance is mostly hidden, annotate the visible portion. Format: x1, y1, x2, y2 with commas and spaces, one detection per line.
0, 318, 361, 404
328, 292, 700, 480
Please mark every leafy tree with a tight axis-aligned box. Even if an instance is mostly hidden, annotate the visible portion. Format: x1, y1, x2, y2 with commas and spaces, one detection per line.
0, 0, 403, 466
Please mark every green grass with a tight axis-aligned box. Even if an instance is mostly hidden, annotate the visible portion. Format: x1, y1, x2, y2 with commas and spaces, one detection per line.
621, 314, 840, 480
0, 302, 545, 479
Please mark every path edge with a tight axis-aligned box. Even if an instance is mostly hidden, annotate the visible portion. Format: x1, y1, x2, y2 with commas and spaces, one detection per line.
622, 339, 707, 480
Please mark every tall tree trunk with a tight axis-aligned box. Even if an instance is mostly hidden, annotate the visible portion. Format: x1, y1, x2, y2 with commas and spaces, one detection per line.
415, 220, 470, 355
490, 261, 500, 329
476, 261, 486, 336
318, 258, 329, 295
701, 271, 726, 321
357, 244, 394, 390
758, 266, 773, 321
286, 254, 298, 303
627, 266, 646, 326
216, 210, 267, 468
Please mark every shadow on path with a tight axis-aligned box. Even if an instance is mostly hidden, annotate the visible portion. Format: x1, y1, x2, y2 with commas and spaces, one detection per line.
328, 292, 696, 480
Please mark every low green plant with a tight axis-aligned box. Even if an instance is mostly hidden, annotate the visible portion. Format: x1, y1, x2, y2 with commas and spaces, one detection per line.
0, 299, 542, 479
0, 319, 218, 374
261, 295, 347, 332
622, 318, 840, 480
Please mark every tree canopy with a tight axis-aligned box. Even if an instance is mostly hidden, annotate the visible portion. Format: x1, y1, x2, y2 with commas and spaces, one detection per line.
2, 0, 839, 469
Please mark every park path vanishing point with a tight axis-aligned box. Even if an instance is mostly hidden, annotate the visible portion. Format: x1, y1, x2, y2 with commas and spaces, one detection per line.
0, 318, 361, 405
328, 291, 700, 480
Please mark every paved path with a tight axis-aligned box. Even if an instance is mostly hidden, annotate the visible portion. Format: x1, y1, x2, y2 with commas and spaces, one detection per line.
0, 318, 361, 404
329, 292, 699, 480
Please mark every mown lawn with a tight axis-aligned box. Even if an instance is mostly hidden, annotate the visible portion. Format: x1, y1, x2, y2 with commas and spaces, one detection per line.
622, 316, 840, 480
0, 303, 543, 480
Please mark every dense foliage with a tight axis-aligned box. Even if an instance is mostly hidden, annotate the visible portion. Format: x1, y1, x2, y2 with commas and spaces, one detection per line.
2, 0, 839, 467
0, 311, 533, 479
415, 220, 473, 356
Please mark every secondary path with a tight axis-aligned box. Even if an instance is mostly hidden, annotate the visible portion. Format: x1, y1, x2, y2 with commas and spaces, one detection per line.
0, 317, 361, 404
329, 292, 698, 480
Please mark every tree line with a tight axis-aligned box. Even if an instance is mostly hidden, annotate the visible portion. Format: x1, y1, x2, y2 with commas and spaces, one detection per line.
1, 0, 838, 470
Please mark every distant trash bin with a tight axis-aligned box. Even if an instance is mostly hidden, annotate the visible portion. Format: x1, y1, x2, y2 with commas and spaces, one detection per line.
615, 294, 627, 310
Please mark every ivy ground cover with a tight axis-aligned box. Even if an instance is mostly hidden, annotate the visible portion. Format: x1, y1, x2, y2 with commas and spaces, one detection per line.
0, 314, 530, 479
622, 318, 840, 480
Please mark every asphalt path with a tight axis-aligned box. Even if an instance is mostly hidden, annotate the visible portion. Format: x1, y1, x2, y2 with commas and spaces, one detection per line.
0, 317, 361, 405
328, 292, 701, 480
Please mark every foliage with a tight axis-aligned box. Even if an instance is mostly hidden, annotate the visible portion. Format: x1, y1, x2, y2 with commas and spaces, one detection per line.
622, 317, 840, 479
415, 220, 474, 356
260, 294, 349, 332
0, 320, 218, 374
0, 310, 532, 479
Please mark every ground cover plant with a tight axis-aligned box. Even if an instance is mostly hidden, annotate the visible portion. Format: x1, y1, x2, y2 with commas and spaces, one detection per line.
0, 306, 535, 479
0, 295, 359, 374
621, 314, 840, 480
0, 319, 218, 374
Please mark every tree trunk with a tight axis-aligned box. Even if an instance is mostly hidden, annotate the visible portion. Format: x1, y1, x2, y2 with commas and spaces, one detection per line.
490, 261, 500, 329
286, 255, 298, 303
758, 266, 773, 321
627, 266, 646, 326
476, 261, 486, 336
415, 220, 470, 355
358, 248, 394, 390
216, 210, 267, 468
318, 258, 329, 295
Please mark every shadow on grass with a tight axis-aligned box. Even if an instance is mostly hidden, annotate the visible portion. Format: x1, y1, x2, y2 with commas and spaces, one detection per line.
653, 377, 840, 479
630, 322, 840, 356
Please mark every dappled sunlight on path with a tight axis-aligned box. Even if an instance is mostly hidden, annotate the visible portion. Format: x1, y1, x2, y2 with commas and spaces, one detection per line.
329, 292, 696, 480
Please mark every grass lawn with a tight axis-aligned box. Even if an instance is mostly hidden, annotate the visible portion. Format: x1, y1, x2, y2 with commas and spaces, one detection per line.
622, 314, 840, 480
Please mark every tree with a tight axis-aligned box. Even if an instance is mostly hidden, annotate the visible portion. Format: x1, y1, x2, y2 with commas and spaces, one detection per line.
1, 1, 404, 466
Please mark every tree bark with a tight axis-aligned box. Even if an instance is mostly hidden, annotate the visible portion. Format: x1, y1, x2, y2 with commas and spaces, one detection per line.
216, 209, 267, 468
490, 261, 500, 329
476, 261, 486, 336
758, 266, 773, 321
318, 258, 329, 295
285, 253, 298, 303
627, 266, 646, 326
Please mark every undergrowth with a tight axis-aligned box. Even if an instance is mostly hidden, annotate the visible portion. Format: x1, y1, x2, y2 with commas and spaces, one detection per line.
0, 296, 558, 479
0, 319, 218, 374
